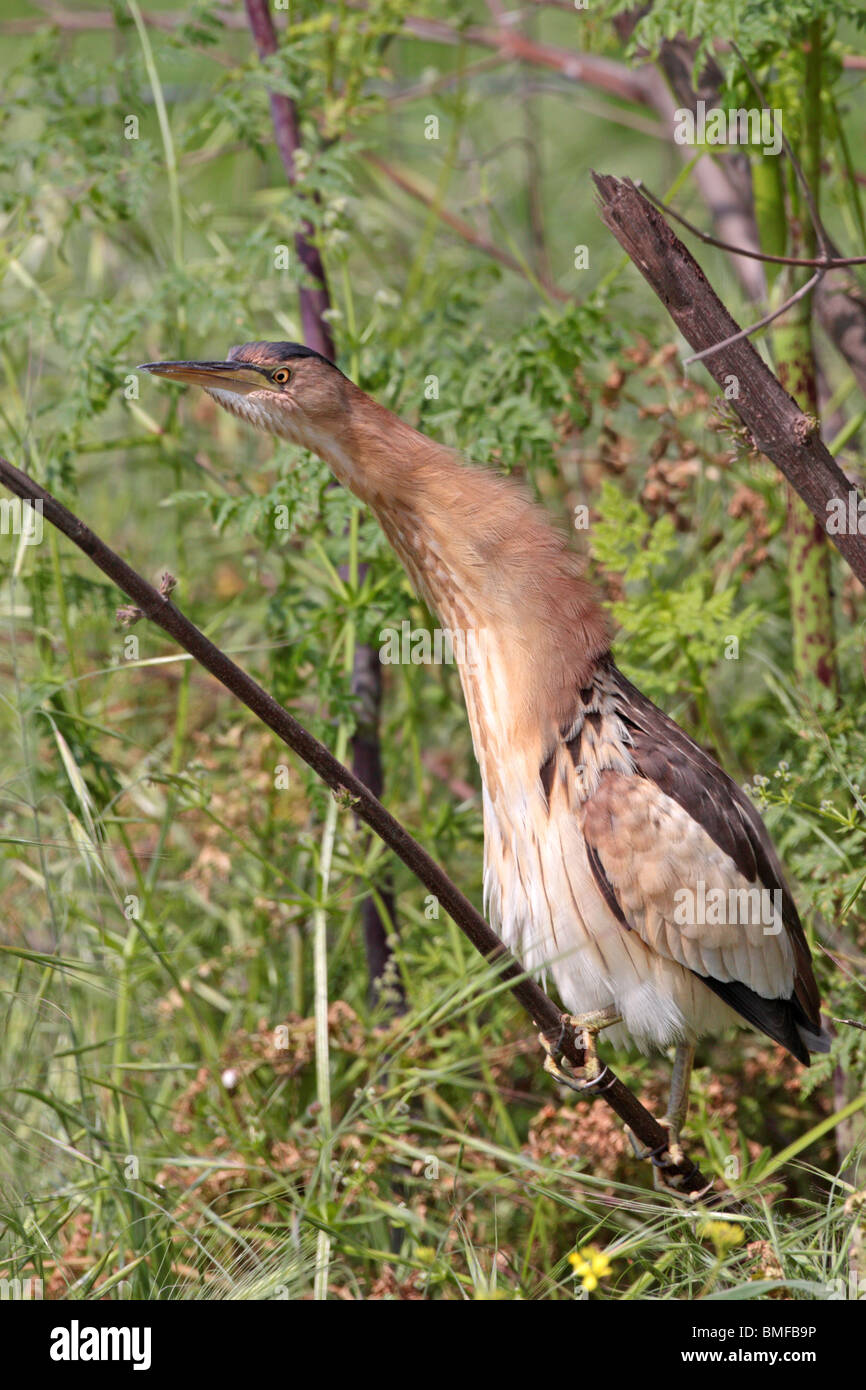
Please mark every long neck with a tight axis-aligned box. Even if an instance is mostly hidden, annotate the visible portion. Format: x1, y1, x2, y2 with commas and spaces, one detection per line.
310, 387, 611, 788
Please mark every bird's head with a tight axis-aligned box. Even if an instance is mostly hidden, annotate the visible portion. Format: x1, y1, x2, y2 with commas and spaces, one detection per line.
140, 338, 447, 508
138, 341, 352, 457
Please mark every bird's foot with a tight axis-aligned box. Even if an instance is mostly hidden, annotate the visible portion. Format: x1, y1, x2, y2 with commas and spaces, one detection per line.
539, 1033, 601, 1092
538, 1009, 620, 1094
626, 1118, 700, 1193
625, 1124, 665, 1164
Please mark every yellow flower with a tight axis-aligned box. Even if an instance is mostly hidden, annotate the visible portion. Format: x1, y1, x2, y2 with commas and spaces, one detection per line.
699, 1219, 745, 1254
568, 1244, 613, 1292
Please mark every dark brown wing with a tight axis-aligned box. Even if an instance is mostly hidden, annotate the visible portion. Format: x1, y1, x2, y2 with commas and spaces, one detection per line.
587, 658, 826, 1060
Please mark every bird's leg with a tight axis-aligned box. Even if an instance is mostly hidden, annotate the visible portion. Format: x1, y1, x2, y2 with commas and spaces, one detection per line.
626, 1040, 696, 1182
539, 1006, 621, 1092
660, 1039, 695, 1165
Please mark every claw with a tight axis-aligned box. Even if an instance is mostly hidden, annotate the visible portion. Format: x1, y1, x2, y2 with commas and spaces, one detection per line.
540, 1035, 601, 1091
626, 1117, 696, 1193
625, 1125, 669, 1163
538, 1008, 620, 1094
658, 1115, 685, 1168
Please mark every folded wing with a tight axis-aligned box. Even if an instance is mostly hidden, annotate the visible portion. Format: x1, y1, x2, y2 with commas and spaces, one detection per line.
578, 662, 827, 1063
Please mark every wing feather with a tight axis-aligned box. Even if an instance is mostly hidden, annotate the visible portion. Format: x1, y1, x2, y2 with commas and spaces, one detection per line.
575, 660, 827, 1061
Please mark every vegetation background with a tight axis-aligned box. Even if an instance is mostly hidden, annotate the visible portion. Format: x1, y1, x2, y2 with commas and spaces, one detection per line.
1, 0, 865, 1301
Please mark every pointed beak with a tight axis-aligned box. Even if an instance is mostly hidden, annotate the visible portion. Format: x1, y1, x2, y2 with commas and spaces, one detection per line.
137, 361, 269, 395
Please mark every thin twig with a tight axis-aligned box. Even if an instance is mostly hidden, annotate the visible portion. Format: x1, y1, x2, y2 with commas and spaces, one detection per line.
636, 182, 866, 269
344, 2, 654, 105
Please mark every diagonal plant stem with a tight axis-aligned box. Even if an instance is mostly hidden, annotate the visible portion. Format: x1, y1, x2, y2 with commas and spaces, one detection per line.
351, 4, 651, 103
363, 153, 569, 302
0, 452, 715, 1199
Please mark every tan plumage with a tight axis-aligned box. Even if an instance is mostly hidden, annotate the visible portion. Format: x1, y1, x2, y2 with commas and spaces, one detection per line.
140, 342, 830, 1109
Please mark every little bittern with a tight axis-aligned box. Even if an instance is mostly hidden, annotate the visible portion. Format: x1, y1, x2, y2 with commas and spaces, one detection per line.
141, 341, 829, 1158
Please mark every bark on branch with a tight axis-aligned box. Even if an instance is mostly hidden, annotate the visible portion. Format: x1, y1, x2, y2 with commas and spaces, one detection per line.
0, 453, 713, 1197
592, 173, 866, 588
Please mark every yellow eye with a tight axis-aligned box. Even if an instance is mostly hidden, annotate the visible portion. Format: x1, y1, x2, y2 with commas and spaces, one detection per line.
272, 368, 291, 385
